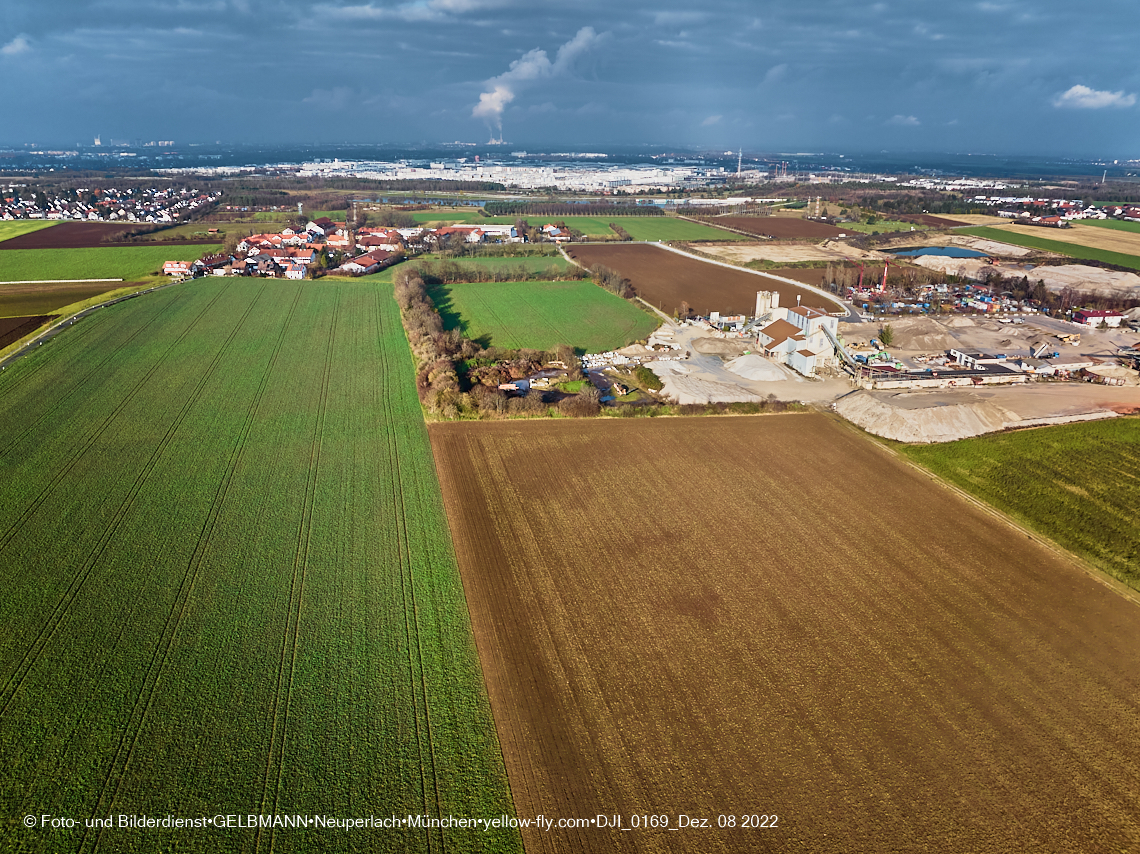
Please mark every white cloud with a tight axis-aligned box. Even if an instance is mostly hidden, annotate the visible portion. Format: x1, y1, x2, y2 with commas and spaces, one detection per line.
1053, 84, 1136, 109
762, 63, 787, 85
472, 27, 605, 134
701, 114, 722, 126
888, 114, 920, 126
328, 0, 510, 22
1, 35, 32, 57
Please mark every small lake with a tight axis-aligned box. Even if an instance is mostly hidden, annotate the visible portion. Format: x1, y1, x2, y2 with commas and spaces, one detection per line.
891, 246, 988, 258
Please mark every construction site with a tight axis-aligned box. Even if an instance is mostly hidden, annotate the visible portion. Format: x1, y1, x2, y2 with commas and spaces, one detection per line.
589, 281, 1140, 442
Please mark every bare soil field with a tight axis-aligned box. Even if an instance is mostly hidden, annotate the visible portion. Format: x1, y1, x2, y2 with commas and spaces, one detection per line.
430, 414, 1140, 854
0, 314, 53, 349
0, 281, 131, 317
567, 244, 841, 317
898, 213, 972, 228
705, 216, 850, 239
0, 222, 218, 250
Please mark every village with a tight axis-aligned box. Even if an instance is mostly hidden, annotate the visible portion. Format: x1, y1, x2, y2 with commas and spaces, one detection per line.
161, 215, 531, 280
1, 184, 220, 223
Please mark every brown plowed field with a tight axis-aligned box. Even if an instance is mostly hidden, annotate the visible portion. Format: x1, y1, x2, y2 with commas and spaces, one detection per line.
898, 213, 971, 228
0, 314, 54, 349
708, 216, 850, 239
0, 222, 218, 249
567, 244, 842, 316
0, 281, 130, 317
431, 414, 1140, 854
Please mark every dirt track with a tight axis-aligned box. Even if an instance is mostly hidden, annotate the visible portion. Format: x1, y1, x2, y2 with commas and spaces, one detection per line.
567, 244, 840, 316
431, 414, 1140, 854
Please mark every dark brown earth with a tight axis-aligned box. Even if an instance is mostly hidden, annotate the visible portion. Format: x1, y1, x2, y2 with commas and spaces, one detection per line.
0, 315, 54, 349
567, 243, 842, 316
430, 413, 1140, 854
0, 223, 218, 250
708, 216, 851, 239
0, 281, 130, 317
898, 214, 971, 228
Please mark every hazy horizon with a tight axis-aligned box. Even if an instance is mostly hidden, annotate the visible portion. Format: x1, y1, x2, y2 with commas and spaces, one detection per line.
2, 1, 1137, 160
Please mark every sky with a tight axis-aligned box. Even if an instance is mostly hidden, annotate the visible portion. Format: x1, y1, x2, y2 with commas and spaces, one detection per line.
2, 0, 1138, 157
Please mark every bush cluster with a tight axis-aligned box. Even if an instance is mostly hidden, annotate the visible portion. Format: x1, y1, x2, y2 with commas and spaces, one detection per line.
588, 264, 634, 298
393, 266, 590, 420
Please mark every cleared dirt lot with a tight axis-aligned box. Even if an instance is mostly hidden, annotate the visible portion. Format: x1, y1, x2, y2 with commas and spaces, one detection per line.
431, 414, 1140, 854
695, 242, 847, 264
567, 244, 841, 316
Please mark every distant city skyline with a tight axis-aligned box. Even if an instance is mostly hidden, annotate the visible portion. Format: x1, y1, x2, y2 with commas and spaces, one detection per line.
2, 0, 1137, 158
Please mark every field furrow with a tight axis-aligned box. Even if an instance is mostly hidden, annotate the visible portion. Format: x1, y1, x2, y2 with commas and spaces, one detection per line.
0, 280, 519, 854
430, 415, 1140, 854
0, 285, 267, 726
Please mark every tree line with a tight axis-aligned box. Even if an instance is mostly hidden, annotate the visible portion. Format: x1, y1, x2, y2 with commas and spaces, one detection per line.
481, 202, 663, 217
411, 259, 585, 285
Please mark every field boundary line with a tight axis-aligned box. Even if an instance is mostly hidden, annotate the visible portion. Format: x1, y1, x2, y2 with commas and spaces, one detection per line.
827, 411, 1140, 609
263, 290, 339, 854
673, 212, 767, 240
382, 291, 445, 852
78, 283, 273, 852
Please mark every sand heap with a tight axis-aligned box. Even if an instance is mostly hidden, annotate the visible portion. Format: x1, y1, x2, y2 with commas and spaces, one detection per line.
723, 354, 787, 382
836, 390, 1121, 443
840, 316, 958, 352
649, 361, 763, 405
837, 392, 1016, 443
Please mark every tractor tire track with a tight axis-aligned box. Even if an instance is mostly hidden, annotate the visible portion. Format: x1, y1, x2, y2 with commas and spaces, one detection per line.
82, 283, 304, 854
381, 289, 445, 853
0, 287, 237, 715
0, 286, 225, 555
261, 291, 340, 854
0, 291, 184, 460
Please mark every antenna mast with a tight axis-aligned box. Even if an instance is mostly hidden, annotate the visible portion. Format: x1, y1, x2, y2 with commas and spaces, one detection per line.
737, 148, 742, 178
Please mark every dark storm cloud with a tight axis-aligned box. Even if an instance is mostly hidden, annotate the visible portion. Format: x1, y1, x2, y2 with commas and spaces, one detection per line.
3, 0, 1137, 156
